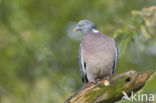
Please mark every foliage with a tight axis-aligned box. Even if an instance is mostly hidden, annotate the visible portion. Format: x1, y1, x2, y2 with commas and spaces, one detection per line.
0, 0, 156, 103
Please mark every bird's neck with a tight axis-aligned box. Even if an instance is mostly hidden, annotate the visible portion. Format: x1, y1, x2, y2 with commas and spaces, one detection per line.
82, 29, 99, 35
92, 29, 99, 33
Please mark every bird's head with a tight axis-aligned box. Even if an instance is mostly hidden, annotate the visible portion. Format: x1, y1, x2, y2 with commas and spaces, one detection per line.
73, 20, 98, 34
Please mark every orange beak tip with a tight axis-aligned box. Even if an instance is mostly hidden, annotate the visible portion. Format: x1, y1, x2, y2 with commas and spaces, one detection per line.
73, 27, 78, 32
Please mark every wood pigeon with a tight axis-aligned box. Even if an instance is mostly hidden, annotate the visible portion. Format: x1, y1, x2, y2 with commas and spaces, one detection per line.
73, 20, 118, 84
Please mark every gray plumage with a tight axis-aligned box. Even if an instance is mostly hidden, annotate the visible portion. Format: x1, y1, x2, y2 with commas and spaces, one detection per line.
74, 20, 118, 83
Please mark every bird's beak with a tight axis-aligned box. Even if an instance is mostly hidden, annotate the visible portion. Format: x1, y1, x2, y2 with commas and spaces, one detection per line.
73, 27, 79, 32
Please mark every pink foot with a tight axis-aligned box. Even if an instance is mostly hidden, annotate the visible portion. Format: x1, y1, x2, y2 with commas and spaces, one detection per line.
87, 80, 96, 84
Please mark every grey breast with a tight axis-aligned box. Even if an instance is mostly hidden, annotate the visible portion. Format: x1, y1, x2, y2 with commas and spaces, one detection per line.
80, 33, 118, 81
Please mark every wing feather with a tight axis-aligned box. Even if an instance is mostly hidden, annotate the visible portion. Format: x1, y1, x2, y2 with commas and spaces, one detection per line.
112, 42, 119, 73
78, 43, 88, 83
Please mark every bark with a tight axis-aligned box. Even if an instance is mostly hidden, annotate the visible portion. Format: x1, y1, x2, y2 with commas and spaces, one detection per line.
65, 70, 153, 103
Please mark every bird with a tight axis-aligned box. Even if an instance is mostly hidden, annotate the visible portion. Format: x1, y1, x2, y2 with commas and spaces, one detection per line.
73, 20, 118, 85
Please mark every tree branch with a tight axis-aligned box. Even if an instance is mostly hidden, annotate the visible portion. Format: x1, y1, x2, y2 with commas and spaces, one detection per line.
65, 70, 153, 103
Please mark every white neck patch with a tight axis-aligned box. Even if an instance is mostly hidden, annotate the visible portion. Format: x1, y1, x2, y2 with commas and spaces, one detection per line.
92, 29, 99, 33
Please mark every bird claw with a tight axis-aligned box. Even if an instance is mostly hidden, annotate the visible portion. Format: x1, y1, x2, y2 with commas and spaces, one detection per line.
87, 76, 110, 86
87, 80, 96, 84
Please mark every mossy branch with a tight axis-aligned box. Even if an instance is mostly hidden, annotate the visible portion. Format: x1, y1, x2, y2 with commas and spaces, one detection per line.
65, 71, 153, 103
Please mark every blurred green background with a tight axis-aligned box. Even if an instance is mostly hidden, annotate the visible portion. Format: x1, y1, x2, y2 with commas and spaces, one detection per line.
0, 0, 156, 103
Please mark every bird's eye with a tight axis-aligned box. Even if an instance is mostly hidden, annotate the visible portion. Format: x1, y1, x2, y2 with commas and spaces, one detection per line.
79, 24, 86, 28
82, 24, 86, 27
